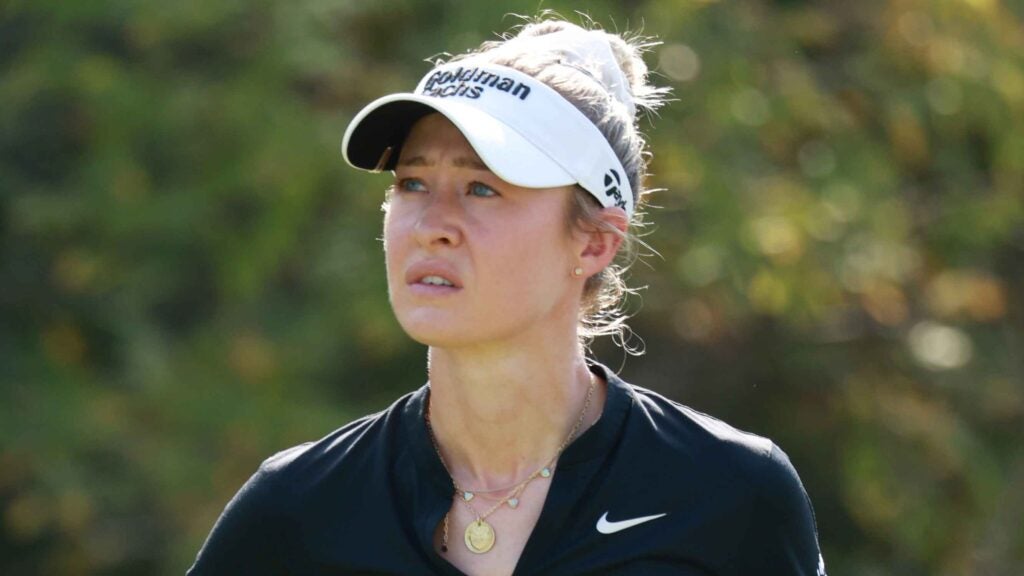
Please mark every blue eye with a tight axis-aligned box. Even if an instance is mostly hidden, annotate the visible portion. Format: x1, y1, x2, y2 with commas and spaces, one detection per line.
468, 182, 498, 197
398, 178, 427, 192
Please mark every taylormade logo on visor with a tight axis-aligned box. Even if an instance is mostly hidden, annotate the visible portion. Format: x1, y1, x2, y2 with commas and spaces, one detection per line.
420, 66, 532, 101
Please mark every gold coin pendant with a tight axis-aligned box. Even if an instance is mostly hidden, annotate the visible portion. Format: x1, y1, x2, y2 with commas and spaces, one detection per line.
464, 519, 496, 554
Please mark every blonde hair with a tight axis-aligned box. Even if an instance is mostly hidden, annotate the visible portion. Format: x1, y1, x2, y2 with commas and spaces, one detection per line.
445, 16, 670, 347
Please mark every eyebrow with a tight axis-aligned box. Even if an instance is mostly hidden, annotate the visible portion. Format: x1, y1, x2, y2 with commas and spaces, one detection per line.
397, 155, 489, 171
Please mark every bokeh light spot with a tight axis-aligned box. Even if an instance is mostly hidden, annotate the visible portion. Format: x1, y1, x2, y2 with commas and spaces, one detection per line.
659, 43, 701, 82
748, 270, 790, 315
677, 244, 724, 287
908, 321, 973, 370
750, 216, 804, 262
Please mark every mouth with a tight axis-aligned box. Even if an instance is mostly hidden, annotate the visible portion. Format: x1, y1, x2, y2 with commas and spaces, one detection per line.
418, 275, 456, 287
405, 262, 463, 293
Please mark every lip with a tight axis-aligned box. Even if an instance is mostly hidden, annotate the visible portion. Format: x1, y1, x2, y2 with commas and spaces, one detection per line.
405, 260, 463, 292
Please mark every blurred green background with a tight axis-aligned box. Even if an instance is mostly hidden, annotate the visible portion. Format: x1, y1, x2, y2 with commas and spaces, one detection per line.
2, 0, 1022, 574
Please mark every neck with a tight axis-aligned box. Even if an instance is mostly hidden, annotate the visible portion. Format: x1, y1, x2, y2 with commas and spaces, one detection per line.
425, 342, 604, 491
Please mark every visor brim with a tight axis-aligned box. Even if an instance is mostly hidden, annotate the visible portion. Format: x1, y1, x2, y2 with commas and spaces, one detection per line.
342, 93, 576, 189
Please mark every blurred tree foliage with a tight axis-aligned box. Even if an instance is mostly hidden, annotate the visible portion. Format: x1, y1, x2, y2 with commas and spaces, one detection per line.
1, 0, 1022, 574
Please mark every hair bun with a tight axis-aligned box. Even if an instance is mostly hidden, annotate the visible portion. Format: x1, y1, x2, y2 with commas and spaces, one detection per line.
498, 27, 637, 119
503, 21, 668, 121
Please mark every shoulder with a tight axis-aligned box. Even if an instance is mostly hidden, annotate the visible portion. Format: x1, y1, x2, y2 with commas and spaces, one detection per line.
625, 382, 813, 502
256, 387, 421, 494
624, 382, 773, 473
187, 390, 424, 574
260, 409, 386, 473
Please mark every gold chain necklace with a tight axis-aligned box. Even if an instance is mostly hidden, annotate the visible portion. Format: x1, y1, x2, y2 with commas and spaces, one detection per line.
425, 373, 597, 555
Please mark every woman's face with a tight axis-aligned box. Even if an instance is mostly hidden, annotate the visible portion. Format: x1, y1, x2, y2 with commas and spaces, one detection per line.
383, 113, 584, 350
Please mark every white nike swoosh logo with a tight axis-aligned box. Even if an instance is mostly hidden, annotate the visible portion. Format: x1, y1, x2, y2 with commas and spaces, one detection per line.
596, 511, 668, 534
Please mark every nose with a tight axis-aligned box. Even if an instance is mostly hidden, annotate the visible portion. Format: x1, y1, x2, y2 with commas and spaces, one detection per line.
413, 191, 463, 248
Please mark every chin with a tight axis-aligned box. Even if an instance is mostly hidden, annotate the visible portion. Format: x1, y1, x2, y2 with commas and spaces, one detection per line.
395, 311, 519, 350
394, 311, 467, 347
402, 327, 480, 350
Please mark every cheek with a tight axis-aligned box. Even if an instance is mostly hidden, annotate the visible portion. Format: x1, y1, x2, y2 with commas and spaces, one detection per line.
481, 225, 573, 291
382, 210, 407, 283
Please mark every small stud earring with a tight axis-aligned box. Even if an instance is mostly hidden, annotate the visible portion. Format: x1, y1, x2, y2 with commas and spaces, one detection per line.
572, 266, 584, 277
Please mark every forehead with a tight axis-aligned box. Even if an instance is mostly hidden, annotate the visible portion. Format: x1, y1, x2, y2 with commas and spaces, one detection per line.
397, 113, 488, 170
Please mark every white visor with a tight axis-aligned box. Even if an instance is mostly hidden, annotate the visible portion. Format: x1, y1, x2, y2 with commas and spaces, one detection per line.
341, 61, 634, 216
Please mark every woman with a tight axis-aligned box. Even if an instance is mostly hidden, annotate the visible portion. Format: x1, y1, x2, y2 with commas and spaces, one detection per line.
188, 18, 827, 576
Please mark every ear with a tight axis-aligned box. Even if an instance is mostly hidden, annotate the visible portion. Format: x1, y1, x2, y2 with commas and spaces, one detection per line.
575, 207, 628, 276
